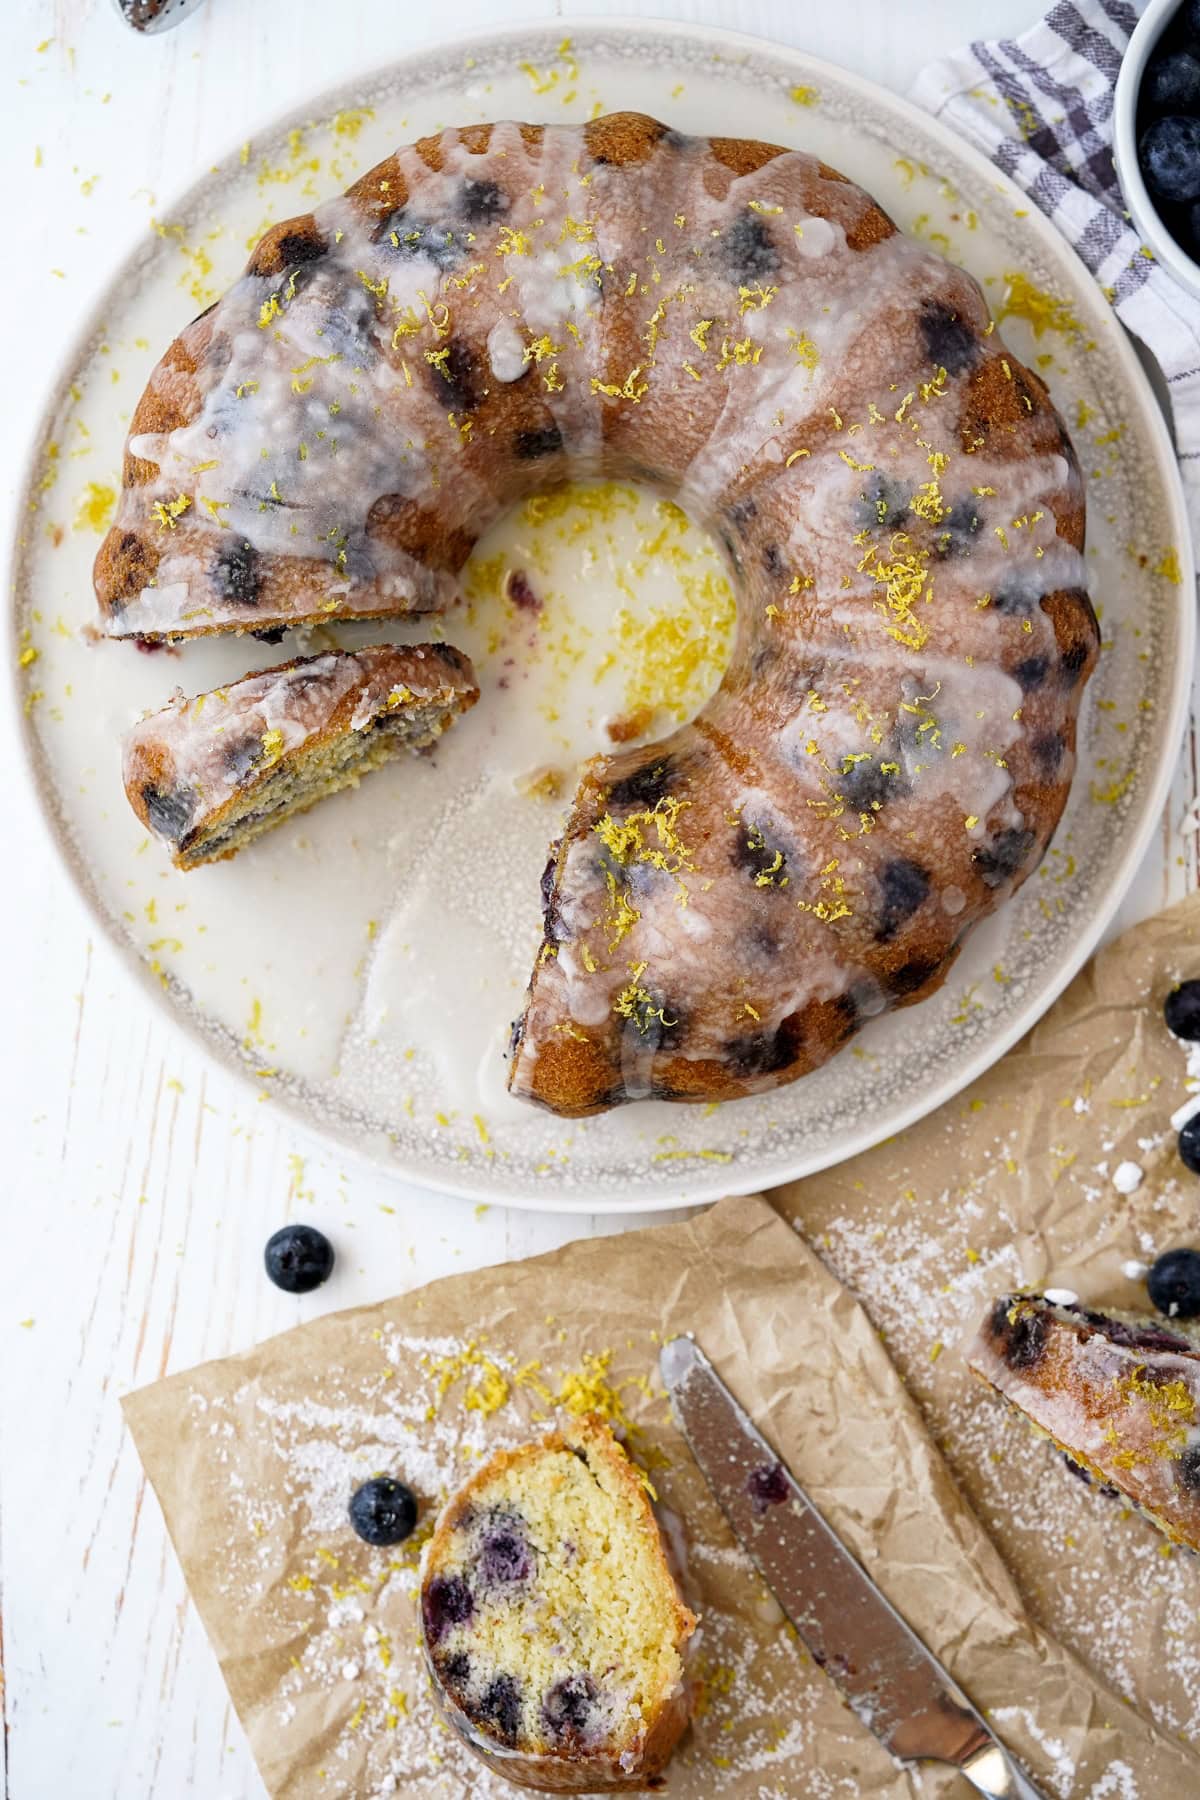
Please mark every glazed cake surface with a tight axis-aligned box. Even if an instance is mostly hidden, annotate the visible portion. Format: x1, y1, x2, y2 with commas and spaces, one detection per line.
123, 643, 478, 868
969, 1294, 1200, 1550
97, 113, 1096, 1113
419, 1416, 695, 1793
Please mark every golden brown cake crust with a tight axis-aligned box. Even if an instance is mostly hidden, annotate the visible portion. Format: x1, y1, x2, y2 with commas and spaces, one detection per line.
419, 1418, 695, 1793
97, 113, 1094, 1114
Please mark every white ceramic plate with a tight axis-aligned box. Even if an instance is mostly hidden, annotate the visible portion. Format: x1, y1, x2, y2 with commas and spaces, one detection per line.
9, 19, 1193, 1210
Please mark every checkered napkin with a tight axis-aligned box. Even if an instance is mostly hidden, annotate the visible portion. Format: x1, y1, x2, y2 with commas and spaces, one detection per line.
911, 0, 1200, 534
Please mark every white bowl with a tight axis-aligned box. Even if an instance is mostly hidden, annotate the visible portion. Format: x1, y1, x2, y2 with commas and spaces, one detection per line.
1114, 0, 1200, 298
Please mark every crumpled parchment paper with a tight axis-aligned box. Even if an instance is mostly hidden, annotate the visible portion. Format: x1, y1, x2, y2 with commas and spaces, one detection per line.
123, 892, 1200, 1798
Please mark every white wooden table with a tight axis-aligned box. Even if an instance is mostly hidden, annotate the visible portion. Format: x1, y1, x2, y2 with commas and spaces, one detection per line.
1, 1, 1193, 1795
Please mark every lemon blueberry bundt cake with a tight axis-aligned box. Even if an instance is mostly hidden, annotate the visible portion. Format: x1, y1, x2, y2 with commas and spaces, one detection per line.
969, 1295, 1200, 1551
97, 113, 1095, 1113
419, 1416, 696, 1792
124, 643, 477, 868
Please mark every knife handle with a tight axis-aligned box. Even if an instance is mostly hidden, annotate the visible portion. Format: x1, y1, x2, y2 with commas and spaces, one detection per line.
959, 1742, 1048, 1800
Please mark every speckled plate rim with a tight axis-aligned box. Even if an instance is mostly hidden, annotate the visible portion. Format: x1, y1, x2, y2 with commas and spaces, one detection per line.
6, 15, 1195, 1213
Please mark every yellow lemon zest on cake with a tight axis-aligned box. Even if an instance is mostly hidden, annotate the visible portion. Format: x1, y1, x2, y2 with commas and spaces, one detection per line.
796, 857, 854, 924
590, 366, 650, 402
745, 821, 788, 887
738, 282, 778, 314
496, 222, 533, 257
613, 967, 676, 1035
151, 493, 192, 530
1108, 1366, 1196, 1468
594, 794, 694, 878
290, 351, 341, 393
857, 535, 932, 650
600, 868, 641, 948
258, 728, 285, 767
786, 327, 819, 370
714, 334, 762, 369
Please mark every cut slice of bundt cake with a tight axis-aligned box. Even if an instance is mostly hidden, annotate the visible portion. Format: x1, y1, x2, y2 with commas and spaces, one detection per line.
124, 643, 478, 869
969, 1294, 1200, 1549
419, 1416, 696, 1793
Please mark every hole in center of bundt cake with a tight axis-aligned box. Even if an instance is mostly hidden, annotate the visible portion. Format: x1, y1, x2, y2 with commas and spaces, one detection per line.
453, 478, 739, 762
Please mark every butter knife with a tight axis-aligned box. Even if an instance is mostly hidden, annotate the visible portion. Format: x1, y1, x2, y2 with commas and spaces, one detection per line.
659, 1336, 1046, 1800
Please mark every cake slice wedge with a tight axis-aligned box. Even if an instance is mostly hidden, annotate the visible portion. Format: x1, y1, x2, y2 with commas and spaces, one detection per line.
419, 1416, 696, 1793
968, 1294, 1200, 1549
123, 643, 478, 869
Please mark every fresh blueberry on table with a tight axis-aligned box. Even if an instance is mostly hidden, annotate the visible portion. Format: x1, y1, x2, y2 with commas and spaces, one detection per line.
1139, 116, 1200, 203
1164, 978, 1200, 1039
1147, 1247, 1200, 1317
1179, 1115, 1200, 1176
263, 1223, 335, 1293
348, 1476, 419, 1546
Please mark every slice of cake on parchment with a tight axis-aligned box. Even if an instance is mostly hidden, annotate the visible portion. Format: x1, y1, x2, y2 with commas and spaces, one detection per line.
968, 1293, 1200, 1550
419, 1415, 696, 1793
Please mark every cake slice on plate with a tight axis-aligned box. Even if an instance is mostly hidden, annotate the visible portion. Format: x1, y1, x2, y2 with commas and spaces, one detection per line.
419, 1415, 696, 1793
968, 1294, 1200, 1549
124, 642, 478, 869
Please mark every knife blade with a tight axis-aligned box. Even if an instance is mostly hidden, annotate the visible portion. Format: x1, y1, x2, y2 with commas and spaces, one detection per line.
660, 1336, 1046, 1800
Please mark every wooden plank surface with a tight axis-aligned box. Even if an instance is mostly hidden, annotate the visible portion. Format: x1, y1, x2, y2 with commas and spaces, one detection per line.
2, 0, 1194, 1794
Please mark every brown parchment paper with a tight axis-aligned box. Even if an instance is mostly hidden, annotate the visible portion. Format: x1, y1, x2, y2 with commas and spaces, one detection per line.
775, 886, 1200, 1767
123, 891, 1200, 1800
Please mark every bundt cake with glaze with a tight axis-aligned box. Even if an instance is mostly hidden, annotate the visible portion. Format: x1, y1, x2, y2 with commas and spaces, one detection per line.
123, 643, 477, 868
969, 1295, 1200, 1550
419, 1415, 695, 1792
97, 113, 1096, 1114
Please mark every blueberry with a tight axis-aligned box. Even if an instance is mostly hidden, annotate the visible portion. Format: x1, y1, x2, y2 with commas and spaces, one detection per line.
747, 1463, 790, 1513
1139, 116, 1200, 203
1147, 1247, 1200, 1317
1177, 1442, 1200, 1492
1180, 1116, 1200, 1177
1060, 1453, 1119, 1499
1165, 979, 1200, 1040
423, 1572, 474, 1643
141, 780, 197, 844
542, 1672, 598, 1741
478, 1522, 532, 1586
1143, 50, 1200, 115
263, 1223, 334, 1293
477, 1673, 523, 1744
348, 1476, 418, 1546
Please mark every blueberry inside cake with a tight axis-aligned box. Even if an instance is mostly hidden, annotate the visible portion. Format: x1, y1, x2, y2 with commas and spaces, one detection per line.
123, 643, 478, 869
969, 1293, 1200, 1549
419, 1416, 695, 1792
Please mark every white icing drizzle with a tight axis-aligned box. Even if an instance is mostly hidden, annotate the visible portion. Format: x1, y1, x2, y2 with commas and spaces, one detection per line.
102, 117, 1091, 1108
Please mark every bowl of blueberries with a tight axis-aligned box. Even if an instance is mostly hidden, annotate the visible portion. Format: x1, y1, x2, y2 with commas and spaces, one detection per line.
1116, 0, 1200, 296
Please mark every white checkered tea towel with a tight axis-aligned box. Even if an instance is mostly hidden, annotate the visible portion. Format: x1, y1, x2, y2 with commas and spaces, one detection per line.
912, 0, 1200, 540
